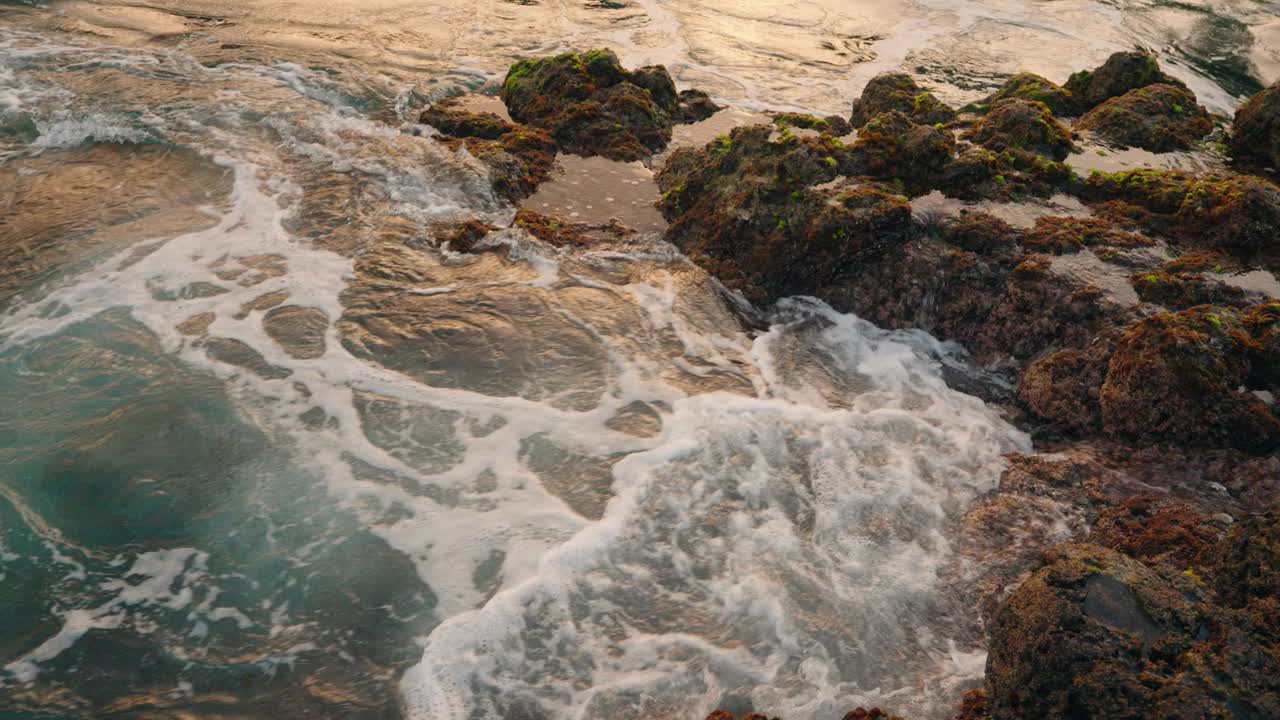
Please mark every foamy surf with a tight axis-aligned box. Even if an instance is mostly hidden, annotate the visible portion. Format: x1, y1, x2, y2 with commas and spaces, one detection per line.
400, 298, 1029, 720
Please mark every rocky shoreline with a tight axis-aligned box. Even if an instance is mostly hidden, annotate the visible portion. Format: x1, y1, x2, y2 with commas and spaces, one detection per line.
420, 48, 1280, 719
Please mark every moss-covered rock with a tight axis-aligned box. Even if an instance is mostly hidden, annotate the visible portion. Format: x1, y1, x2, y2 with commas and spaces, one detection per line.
420, 101, 558, 201
943, 211, 1021, 254
420, 97, 514, 139
972, 72, 1078, 117
676, 89, 721, 123
773, 112, 853, 136
936, 144, 1075, 201
1076, 83, 1213, 152
1019, 339, 1114, 434
1230, 80, 1280, 170
984, 542, 1280, 720
1064, 50, 1184, 110
961, 99, 1074, 161
656, 124, 914, 305
1131, 270, 1248, 310
845, 110, 955, 194
1099, 306, 1280, 450
849, 72, 955, 128
500, 49, 698, 160
1091, 496, 1221, 568
1020, 215, 1151, 254
1082, 169, 1280, 254
1206, 511, 1280, 617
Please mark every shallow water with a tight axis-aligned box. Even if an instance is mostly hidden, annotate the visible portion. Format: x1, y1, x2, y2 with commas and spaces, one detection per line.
0, 1, 1273, 718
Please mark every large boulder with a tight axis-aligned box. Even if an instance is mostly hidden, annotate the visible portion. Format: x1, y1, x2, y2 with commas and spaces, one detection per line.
500, 49, 696, 160
1231, 80, 1280, 170
984, 542, 1280, 720
1099, 305, 1280, 451
1076, 83, 1214, 152
849, 72, 955, 128
1064, 50, 1184, 110
961, 99, 1073, 161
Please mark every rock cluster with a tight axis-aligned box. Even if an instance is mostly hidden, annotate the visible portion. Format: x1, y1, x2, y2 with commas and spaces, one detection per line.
419, 48, 1280, 720
419, 49, 719, 200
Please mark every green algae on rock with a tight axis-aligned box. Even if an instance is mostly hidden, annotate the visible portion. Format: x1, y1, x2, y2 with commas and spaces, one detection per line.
1076, 83, 1214, 152
772, 111, 853, 136
500, 49, 713, 161
1064, 50, 1185, 111
961, 98, 1074, 161
970, 72, 1078, 117
1100, 305, 1280, 451
655, 124, 915, 305
847, 110, 955, 194
849, 72, 955, 128
1130, 269, 1248, 310
1082, 168, 1280, 254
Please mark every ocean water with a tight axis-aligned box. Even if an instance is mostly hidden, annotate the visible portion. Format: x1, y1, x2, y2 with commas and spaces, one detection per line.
0, 1, 1271, 718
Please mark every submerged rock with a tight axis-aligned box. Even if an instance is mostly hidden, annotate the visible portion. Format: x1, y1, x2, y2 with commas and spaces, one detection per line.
849, 72, 955, 128
962, 99, 1073, 161
500, 49, 700, 160
1064, 50, 1184, 110
1076, 83, 1213, 152
421, 99, 558, 201
1231, 80, 1280, 170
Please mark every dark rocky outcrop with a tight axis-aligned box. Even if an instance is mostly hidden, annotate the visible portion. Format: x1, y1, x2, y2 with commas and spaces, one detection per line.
1231, 80, 1280, 170
961, 99, 1074, 161
1064, 50, 1184, 111
677, 89, 722, 123
485, 48, 1280, 720
849, 72, 955, 128
1077, 83, 1213, 151
420, 98, 513, 140
500, 49, 697, 160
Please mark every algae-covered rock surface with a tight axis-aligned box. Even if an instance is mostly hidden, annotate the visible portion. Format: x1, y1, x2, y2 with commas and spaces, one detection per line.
500, 49, 714, 160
